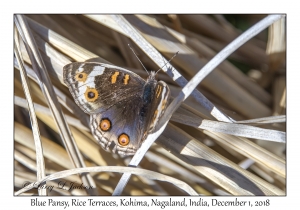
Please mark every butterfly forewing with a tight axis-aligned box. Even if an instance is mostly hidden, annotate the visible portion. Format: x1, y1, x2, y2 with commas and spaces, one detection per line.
63, 62, 144, 114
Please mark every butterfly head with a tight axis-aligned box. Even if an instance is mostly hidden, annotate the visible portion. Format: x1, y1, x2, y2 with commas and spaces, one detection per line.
147, 71, 157, 82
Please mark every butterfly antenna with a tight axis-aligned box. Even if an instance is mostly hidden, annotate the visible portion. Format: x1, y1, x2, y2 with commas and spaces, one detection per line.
156, 51, 179, 75
128, 44, 149, 75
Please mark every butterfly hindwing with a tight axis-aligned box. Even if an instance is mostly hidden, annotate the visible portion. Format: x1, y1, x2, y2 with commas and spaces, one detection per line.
147, 81, 170, 132
90, 95, 145, 156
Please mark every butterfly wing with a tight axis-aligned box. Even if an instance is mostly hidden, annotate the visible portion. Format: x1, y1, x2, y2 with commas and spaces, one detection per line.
64, 62, 170, 156
90, 95, 145, 155
147, 80, 170, 133
90, 80, 170, 156
63, 62, 145, 114
64, 62, 148, 155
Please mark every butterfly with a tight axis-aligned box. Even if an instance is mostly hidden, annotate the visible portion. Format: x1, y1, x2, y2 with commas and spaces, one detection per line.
63, 62, 170, 156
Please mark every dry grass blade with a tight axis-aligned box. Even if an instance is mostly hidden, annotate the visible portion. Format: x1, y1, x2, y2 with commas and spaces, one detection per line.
171, 109, 285, 178
171, 112, 286, 143
158, 123, 284, 195
150, 148, 231, 195
14, 30, 46, 195
14, 95, 89, 131
15, 122, 73, 170
266, 16, 286, 72
236, 115, 286, 124
203, 132, 285, 177
15, 166, 198, 196
14, 15, 97, 195
145, 151, 229, 195
164, 25, 272, 106
238, 158, 256, 169
26, 17, 109, 63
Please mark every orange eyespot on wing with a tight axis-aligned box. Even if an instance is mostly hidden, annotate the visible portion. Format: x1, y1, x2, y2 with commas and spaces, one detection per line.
84, 87, 99, 102
75, 72, 87, 82
118, 134, 130, 146
99, 118, 111, 131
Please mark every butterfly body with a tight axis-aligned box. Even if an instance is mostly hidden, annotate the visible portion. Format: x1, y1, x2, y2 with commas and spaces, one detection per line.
63, 62, 169, 156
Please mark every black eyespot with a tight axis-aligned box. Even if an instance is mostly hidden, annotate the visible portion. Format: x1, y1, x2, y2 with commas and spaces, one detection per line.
87, 92, 95, 99
84, 88, 98, 102
76, 72, 87, 82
